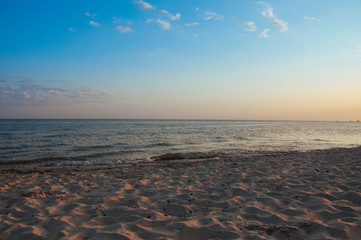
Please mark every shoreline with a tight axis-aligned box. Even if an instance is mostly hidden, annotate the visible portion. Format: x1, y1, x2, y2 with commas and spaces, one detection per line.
1, 147, 361, 239
2, 145, 361, 169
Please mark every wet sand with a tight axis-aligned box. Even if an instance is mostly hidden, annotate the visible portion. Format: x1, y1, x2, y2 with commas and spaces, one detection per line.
1, 147, 361, 239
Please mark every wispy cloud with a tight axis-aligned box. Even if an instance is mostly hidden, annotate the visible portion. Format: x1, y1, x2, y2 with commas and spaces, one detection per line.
145, 48, 163, 56
112, 17, 121, 23
68, 27, 75, 32
185, 22, 198, 27
115, 26, 133, 33
113, 17, 134, 26
258, 2, 288, 32
259, 28, 270, 38
89, 20, 100, 27
262, 7, 275, 18
85, 12, 100, 28
203, 10, 224, 21
155, 19, 171, 30
262, 8, 287, 32
135, 0, 154, 10
135, 1, 180, 31
304, 17, 321, 22
240, 21, 257, 32
160, 9, 181, 21
8, 74, 32, 80
0, 75, 109, 105
85, 12, 97, 18
146, 18, 171, 30
270, 17, 288, 32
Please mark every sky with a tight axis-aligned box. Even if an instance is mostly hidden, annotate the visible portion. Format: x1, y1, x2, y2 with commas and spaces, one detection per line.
1, 0, 361, 120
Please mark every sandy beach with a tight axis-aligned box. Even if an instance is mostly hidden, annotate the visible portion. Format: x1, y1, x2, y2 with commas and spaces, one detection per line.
1, 147, 361, 240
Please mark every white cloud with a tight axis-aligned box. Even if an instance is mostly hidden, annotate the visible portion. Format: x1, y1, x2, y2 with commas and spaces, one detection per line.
115, 26, 133, 33
155, 19, 170, 30
259, 28, 270, 38
135, 0, 154, 10
113, 17, 134, 26
258, 2, 288, 32
160, 10, 181, 21
85, 12, 97, 18
240, 21, 257, 32
160, 9, 181, 21
145, 48, 163, 56
0, 76, 110, 105
147, 18, 171, 30
48, 89, 63, 96
80, 86, 97, 94
304, 17, 321, 22
262, 7, 275, 18
134, 0, 181, 29
112, 17, 121, 23
195, 7, 199, 11
1, 90, 14, 94
68, 27, 75, 32
185, 22, 198, 26
203, 10, 224, 21
135, 1, 180, 29
270, 17, 288, 32
89, 20, 100, 27
23, 91, 31, 99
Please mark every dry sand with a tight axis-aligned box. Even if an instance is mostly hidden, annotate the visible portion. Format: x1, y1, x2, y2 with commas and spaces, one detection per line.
1, 147, 361, 240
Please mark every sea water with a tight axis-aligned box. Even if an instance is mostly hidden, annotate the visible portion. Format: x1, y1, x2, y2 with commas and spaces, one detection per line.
1, 119, 361, 167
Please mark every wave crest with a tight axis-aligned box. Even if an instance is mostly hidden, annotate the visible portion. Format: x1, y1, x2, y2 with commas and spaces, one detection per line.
151, 152, 222, 161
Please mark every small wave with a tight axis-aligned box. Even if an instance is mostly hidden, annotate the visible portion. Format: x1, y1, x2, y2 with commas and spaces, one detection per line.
0, 150, 144, 166
314, 139, 328, 142
1, 145, 29, 151
76, 150, 144, 159
0, 157, 69, 165
72, 144, 114, 152
234, 136, 248, 141
151, 152, 223, 161
44, 160, 110, 167
144, 142, 174, 148
43, 134, 68, 139
211, 137, 226, 143
0, 132, 13, 136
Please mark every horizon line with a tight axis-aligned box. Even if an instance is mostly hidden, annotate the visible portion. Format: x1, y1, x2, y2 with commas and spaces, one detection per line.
0, 118, 358, 122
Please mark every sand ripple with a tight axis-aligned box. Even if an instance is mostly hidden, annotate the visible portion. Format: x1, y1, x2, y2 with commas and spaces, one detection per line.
1, 147, 361, 239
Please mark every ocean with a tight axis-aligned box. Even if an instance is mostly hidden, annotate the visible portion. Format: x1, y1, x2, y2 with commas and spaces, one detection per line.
1, 119, 361, 167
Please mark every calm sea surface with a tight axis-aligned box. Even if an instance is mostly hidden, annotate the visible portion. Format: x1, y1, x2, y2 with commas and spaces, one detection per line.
1, 119, 361, 167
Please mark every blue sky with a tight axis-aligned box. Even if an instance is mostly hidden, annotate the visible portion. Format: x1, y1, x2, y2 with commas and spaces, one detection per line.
1, 0, 361, 120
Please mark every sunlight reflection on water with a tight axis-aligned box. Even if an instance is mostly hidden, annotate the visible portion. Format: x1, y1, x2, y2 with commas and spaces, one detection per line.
1, 119, 361, 166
